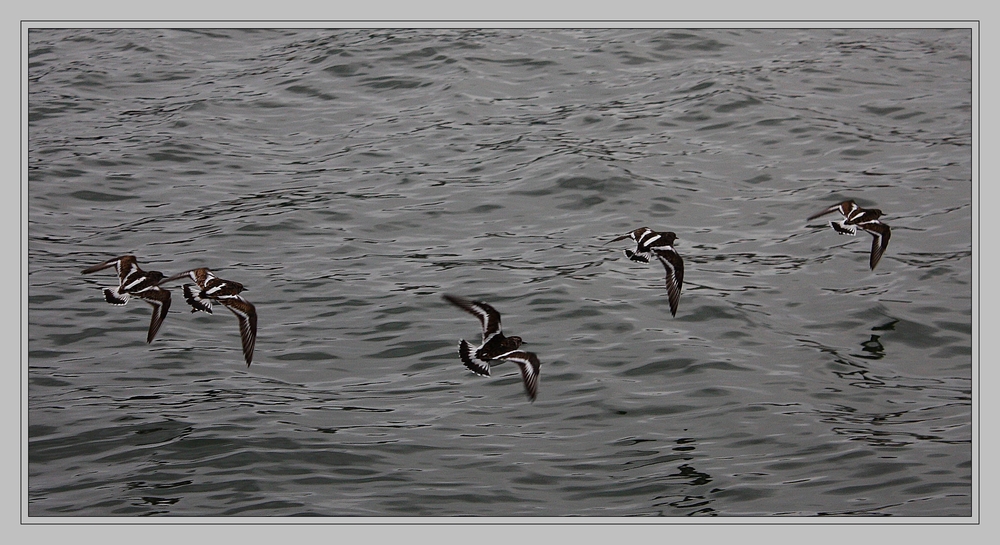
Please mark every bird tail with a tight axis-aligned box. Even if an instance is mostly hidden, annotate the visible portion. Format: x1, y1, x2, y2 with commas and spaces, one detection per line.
459, 339, 490, 376
103, 287, 129, 305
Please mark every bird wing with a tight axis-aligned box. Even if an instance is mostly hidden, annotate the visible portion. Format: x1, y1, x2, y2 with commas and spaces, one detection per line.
862, 222, 891, 271
654, 247, 684, 317
222, 297, 257, 366
138, 286, 171, 344
497, 350, 540, 402
443, 294, 503, 343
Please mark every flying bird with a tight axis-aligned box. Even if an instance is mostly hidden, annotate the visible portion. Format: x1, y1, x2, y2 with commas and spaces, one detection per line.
81, 255, 172, 343
442, 294, 541, 401
607, 227, 685, 316
160, 268, 257, 366
807, 200, 892, 271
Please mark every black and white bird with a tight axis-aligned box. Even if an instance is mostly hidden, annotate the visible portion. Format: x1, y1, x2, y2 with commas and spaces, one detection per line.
442, 294, 541, 402
606, 226, 677, 264
81, 255, 172, 344
807, 200, 892, 271
607, 227, 685, 317
160, 268, 257, 366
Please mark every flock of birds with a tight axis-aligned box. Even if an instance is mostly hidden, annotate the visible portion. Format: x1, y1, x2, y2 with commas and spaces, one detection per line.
81, 257, 257, 366
81, 199, 892, 402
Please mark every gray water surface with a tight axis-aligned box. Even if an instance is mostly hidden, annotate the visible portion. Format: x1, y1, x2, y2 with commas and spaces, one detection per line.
27, 28, 973, 517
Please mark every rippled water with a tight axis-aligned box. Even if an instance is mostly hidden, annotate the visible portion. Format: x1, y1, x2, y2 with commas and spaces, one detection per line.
26, 27, 974, 517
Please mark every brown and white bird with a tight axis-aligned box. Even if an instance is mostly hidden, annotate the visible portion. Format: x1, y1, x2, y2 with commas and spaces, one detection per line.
160, 268, 257, 366
607, 227, 684, 317
807, 200, 892, 271
81, 255, 172, 344
442, 294, 541, 402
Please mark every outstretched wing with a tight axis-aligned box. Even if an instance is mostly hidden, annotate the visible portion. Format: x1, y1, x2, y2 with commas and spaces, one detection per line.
496, 350, 541, 402
443, 294, 503, 343
863, 222, 891, 271
138, 286, 171, 344
604, 227, 645, 245
807, 201, 855, 221
654, 247, 684, 317
82, 255, 136, 281
161, 268, 213, 290
221, 297, 257, 366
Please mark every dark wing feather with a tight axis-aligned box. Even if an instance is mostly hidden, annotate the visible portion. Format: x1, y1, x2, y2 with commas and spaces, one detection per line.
604, 232, 635, 245
496, 350, 540, 402
81, 257, 121, 275
138, 287, 171, 343
442, 294, 502, 342
863, 222, 891, 271
654, 247, 684, 317
222, 297, 257, 366
807, 202, 846, 221
81, 255, 138, 284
